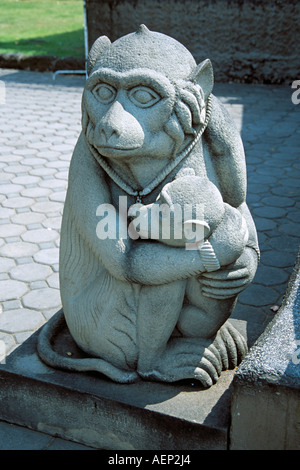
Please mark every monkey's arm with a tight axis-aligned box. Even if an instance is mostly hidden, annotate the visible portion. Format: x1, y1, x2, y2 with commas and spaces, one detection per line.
204, 94, 247, 208
66, 134, 207, 285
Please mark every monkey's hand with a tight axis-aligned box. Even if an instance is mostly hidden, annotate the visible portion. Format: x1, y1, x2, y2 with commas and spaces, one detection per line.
198, 246, 258, 300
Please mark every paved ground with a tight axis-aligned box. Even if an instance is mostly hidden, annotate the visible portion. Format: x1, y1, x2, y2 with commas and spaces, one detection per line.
0, 68, 299, 449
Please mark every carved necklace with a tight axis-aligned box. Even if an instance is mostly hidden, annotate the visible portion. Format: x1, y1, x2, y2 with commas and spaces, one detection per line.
89, 95, 212, 204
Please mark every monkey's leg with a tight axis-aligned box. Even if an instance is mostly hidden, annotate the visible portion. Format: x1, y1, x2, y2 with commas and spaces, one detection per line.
177, 298, 236, 340
177, 285, 247, 373
136, 281, 223, 388
136, 280, 186, 376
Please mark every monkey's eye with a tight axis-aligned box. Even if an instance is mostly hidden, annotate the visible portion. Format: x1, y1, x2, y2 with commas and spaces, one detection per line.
92, 83, 116, 104
129, 86, 161, 108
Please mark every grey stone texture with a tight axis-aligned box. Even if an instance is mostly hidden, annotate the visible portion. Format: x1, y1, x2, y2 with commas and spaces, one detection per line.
0, 327, 235, 450
230, 252, 300, 450
51, 28, 257, 388
0, 67, 299, 449
85, 0, 300, 84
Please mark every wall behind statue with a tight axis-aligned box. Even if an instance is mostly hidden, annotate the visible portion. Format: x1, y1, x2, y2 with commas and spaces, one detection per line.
85, 0, 299, 84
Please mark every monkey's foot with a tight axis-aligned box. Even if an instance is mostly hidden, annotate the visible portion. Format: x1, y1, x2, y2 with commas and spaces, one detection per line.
138, 337, 223, 388
138, 322, 248, 388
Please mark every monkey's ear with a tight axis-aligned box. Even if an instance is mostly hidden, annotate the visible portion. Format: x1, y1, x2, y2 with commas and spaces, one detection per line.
191, 59, 214, 100
87, 36, 111, 76
183, 219, 210, 242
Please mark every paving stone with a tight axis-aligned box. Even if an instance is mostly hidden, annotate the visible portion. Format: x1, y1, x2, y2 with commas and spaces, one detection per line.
271, 186, 299, 197
21, 228, 59, 244
16, 256, 34, 265
252, 206, 287, 219
20, 157, 47, 166
31, 201, 63, 213
0, 332, 16, 357
0, 184, 24, 195
0, 172, 15, 183
46, 160, 69, 168
20, 187, 51, 198
286, 210, 300, 223
39, 150, 62, 160
0, 308, 45, 333
11, 211, 45, 226
29, 167, 56, 177
278, 222, 299, 237
14, 331, 34, 344
252, 265, 290, 287
49, 191, 66, 202
0, 155, 22, 163
0, 257, 16, 273
42, 216, 62, 230
38, 179, 66, 189
253, 217, 277, 231
29, 280, 48, 290
2, 196, 34, 209
2, 300, 22, 311
10, 262, 52, 282
55, 171, 68, 180
238, 283, 281, 307
0, 280, 28, 301
33, 247, 59, 265
0, 223, 26, 238
0, 241, 39, 258
247, 183, 268, 194
3, 164, 31, 174
247, 174, 278, 185
261, 195, 295, 208
12, 175, 41, 186
0, 208, 15, 219
47, 272, 59, 289
22, 288, 61, 310
267, 235, 300, 253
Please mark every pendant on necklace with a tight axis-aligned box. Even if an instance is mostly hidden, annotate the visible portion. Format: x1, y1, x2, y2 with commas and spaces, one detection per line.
136, 194, 142, 204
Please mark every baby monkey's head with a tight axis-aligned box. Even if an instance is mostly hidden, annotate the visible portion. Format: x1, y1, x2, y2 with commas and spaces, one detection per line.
128, 175, 225, 246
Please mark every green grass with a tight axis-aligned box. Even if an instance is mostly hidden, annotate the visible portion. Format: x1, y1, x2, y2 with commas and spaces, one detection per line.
0, 0, 85, 57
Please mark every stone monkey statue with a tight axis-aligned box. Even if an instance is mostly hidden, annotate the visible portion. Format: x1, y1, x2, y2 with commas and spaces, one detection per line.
38, 25, 259, 388
128, 174, 249, 342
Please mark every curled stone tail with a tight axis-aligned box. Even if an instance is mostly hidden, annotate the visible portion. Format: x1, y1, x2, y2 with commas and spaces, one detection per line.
37, 310, 139, 384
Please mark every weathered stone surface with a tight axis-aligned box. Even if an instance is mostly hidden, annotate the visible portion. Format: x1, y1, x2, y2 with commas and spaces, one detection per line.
22, 288, 61, 310
86, 0, 299, 84
40, 27, 258, 389
230, 252, 300, 450
0, 280, 28, 301
0, 65, 298, 449
0, 327, 235, 450
0, 308, 44, 333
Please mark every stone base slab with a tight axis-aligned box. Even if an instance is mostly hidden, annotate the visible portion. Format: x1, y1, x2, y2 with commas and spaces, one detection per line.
0, 318, 235, 450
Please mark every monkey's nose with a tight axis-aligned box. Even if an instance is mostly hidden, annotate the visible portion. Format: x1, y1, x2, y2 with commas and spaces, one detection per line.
95, 100, 145, 149
99, 126, 119, 144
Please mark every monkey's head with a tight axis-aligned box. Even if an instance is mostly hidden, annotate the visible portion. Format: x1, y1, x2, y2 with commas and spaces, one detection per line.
82, 25, 214, 163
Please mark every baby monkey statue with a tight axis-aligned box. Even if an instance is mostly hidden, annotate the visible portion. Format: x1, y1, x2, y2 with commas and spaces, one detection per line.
38, 25, 259, 388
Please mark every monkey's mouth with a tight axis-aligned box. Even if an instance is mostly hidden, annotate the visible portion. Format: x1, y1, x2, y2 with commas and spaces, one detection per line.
94, 144, 142, 158
96, 145, 140, 151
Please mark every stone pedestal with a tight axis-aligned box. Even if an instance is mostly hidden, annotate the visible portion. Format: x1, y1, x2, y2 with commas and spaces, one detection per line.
230, 252, 300, 450
0, 315, 235, 450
